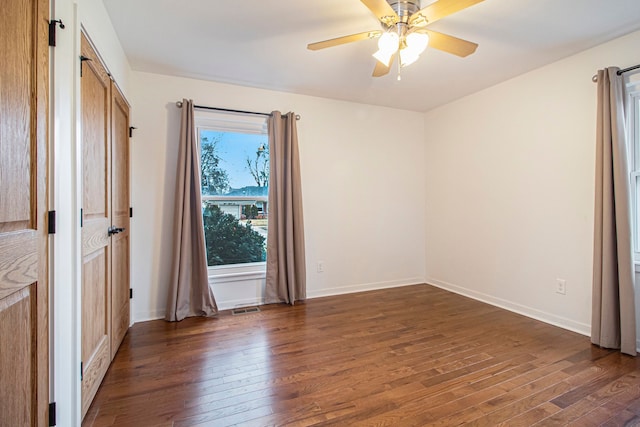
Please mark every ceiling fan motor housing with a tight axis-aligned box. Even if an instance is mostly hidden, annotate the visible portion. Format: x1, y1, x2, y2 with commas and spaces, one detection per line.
387, 0, 421, 23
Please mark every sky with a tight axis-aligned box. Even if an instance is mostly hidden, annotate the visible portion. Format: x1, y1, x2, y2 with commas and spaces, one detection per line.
201, 130, 268, 189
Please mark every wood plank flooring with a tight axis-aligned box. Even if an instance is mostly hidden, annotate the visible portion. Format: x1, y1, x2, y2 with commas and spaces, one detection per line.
82, 284, 640, 426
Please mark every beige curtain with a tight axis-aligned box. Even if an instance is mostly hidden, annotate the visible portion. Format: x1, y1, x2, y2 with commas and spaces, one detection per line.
165, 99, 218, 321
592, 68, 636, 356
265, 111, 306, 304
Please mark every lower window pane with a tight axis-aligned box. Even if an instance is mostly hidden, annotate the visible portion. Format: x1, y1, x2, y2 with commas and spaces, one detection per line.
202, 200, 267, 266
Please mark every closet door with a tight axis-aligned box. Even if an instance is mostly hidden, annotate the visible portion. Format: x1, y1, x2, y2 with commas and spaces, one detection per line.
0, 0, 49, 424
80, 32, 112, 418
110, 82, 130, 358
80, 33, 132, 418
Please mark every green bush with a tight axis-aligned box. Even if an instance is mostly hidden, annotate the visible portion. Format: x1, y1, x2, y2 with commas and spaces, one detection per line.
203, 204, 266, 266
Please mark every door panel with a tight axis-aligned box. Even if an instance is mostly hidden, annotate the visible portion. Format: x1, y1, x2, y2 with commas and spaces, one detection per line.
110, 83, 130, 358
0, 0, 49, 424
81, 250, 108, 356
0, 288, 34, 426
80, 250, 110, 413
111, 235, 129, 356
0, 232, 37, 297
81, 33, 112, 419
0, 0, 33, 233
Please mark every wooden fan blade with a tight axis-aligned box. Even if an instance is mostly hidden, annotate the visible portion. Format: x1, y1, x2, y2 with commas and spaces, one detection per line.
360, 0, 399, 26
307, 30, 381, 51
372, 54, 396, 77
409, 0, 484, 26
422, 30, 478, 57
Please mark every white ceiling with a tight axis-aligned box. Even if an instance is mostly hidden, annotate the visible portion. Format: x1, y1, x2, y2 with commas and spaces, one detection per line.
103, 0, 640, 112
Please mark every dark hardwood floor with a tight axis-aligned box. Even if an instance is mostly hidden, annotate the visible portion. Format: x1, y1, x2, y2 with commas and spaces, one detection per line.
83, 284, 640, 426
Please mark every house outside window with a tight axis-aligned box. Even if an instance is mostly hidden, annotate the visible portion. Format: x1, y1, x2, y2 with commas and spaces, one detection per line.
195, 111, 269, 273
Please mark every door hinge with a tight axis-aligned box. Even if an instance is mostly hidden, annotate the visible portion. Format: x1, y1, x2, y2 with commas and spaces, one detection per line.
48, 210, 56, 234
129, 126, 137, 137
129, 207, 133, 218
80, 361, 83, 381
48, 402, 57, 426
80, 208, 83, 227
130, 288, 133, 299
48, 19, 65, 47
79, 55, 92, 77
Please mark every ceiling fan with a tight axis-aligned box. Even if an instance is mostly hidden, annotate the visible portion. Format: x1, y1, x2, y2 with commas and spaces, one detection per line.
307, 0, 483, 77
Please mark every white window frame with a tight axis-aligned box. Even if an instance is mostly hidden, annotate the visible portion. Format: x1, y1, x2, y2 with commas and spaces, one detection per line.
627, 74, 640, 264
195, 110, 269, 282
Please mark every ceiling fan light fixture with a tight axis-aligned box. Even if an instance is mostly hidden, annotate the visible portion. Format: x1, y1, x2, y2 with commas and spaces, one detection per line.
373, 31, 399, 66
406, 32, 429, 54
399, 48, 420, 67
398, 32, 429, 67
373, 49, 394, 66
377, 31, 400, 55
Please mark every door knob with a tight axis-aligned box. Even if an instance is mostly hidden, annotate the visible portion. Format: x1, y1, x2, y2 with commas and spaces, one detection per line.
108, 226, 126, 236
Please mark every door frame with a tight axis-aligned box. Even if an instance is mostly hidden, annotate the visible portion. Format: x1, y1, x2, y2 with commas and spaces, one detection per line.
50, 4, 84, 425
50, 5, 134, 424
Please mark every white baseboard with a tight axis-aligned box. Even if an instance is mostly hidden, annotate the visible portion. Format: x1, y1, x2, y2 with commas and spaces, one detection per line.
307, 278, 424, 300
214, 278, 425, 310
134, 310, 165, 322
426, 277, 591, 337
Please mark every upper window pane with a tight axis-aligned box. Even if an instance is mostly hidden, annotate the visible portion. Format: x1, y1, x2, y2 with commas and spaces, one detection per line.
200, 130, 269, 195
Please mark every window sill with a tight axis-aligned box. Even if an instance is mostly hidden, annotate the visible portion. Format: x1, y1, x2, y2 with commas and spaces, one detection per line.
208, 263, 266, 284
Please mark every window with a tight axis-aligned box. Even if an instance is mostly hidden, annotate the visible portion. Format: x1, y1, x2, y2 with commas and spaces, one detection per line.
628, 74, 640, 259
196, 111, 269, 270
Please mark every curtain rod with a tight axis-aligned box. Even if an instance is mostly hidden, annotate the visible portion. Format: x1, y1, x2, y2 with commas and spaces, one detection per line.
591, 63, 640, 82
618, 63, 640, 75
175, 101, 300, 120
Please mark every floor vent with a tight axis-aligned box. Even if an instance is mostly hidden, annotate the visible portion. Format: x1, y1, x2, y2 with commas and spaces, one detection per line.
232, 307, 260, 315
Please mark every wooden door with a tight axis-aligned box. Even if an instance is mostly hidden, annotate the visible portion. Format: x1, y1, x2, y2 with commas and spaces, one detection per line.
110, 82, 130, 358
80, 33, 112, 418
0, 0, 49, 425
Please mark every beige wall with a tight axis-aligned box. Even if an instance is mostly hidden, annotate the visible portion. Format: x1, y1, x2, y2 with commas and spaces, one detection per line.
423, 30, 640, 338
129, 72, 427, 320
79, 0, 132, 98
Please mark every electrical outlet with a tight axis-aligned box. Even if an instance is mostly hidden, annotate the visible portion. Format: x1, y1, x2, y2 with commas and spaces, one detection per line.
556, 278, 566, 295
317, 261, 324, 273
